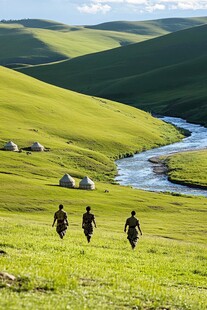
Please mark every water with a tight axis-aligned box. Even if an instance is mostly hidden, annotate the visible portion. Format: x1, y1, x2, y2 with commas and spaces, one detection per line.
115, 116, 207, 197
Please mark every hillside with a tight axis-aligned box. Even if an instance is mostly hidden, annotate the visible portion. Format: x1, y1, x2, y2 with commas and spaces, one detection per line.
0, 19, 154, 68
20, 24, 207, 126
0, 66, 183, 183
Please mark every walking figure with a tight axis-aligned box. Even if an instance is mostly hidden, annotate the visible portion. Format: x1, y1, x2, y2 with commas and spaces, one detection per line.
52, 204, 69, 239
82, 206, 96, 243
124, 211, 142, 249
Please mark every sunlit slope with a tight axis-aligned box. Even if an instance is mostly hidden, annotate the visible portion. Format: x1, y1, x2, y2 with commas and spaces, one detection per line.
0, 19, 154, 68
0, 66, 182, 183
86, 16, 207, 35
20, 24, 207, 126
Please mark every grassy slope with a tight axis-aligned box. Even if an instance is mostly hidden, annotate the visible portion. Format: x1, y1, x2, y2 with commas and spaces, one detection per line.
0, 20, 154, 68
0, 66, 183, 182
0, 67, 206, 309
164, 150, 207, 188
20, 24, 207, 126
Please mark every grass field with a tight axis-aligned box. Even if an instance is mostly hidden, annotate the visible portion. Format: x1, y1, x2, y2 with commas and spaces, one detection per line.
0, 67, 206, 309
20, 24, 207, 126
164, 150, 207, 189
1, 180, 207, 310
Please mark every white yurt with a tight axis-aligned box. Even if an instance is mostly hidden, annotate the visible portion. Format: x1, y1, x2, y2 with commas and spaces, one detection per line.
59, 174, 75, 188
31, 142, 44, 152
4, 141, 19, 151
79, 176, 95, 190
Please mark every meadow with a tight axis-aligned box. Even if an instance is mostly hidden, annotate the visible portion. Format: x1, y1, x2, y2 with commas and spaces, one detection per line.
0, 60, 207, 308
164, 150, 207, 189
1, 180, 207, 310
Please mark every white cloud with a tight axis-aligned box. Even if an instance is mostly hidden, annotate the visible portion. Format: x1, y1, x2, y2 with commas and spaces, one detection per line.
77, 3, 111, 13
145, 3, 165, 12
76, 0, 207, 15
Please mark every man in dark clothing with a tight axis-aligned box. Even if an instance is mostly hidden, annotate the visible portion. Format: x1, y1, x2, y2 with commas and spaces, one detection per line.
82, 206, 96, 243
124, 211, 142, 249
52, 204, 69, 239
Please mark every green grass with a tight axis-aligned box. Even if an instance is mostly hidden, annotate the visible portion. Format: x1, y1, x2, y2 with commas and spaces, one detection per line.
20, 24, 207, 126
164, 150, 207, 189
0, 181, 207, 309
0, 67, 206, 309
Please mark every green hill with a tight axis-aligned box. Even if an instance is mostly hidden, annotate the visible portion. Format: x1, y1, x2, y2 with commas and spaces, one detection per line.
85, 16, 207, 35
0, 19, 154, 68
20, 24, 207, 126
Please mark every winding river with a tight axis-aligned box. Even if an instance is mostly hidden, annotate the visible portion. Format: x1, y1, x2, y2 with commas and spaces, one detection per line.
115, 116, 207, 197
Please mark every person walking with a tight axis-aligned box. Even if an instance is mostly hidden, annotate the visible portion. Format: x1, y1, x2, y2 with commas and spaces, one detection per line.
124, 211, 142, 249
52, 204, 69, 239
82, 206, 96, 243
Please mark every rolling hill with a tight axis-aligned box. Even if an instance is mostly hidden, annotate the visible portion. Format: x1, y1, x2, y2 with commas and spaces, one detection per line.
1, 17, 207, 68
0, 19, 154, 68
19, 24, 207, 126
85, 16, 207, 34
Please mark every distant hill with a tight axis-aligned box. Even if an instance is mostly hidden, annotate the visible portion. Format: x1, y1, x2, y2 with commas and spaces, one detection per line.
1, 17, 207, 68
0, 19, 155, 68
20, 24, 207, 126
85, 17, 207, 35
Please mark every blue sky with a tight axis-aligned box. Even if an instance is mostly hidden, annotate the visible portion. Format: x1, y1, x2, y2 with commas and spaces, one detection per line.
1, 0, 207, 25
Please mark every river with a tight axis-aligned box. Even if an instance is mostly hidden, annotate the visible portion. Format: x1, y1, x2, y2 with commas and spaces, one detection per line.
115, 116, 207, 197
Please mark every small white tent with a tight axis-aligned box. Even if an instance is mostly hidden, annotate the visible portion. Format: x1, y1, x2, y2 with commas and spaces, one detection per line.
59, 174, 75, 188
79, 176, 95, 190
4, 141, 18, 151
31, 142, 44, 152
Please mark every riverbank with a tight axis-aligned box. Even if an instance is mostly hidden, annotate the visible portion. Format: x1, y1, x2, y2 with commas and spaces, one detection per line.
148, 149, 207, 190
164, 149, 207, 190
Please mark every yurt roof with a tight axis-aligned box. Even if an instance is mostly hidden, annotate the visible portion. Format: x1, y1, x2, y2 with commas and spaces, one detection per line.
79, 176, 94, 185
60, 174, 75, 182
5, 141, 17, 147
31, 142, 44, 147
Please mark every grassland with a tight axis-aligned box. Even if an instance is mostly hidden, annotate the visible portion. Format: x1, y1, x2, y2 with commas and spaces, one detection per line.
20, 24, 207, 126
164, 150, 207, 189
0, 67, 206, 309
0, 182, 207, 310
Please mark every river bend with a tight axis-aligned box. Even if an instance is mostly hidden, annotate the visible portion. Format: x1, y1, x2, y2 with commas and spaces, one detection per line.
115, 116, 207, 197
